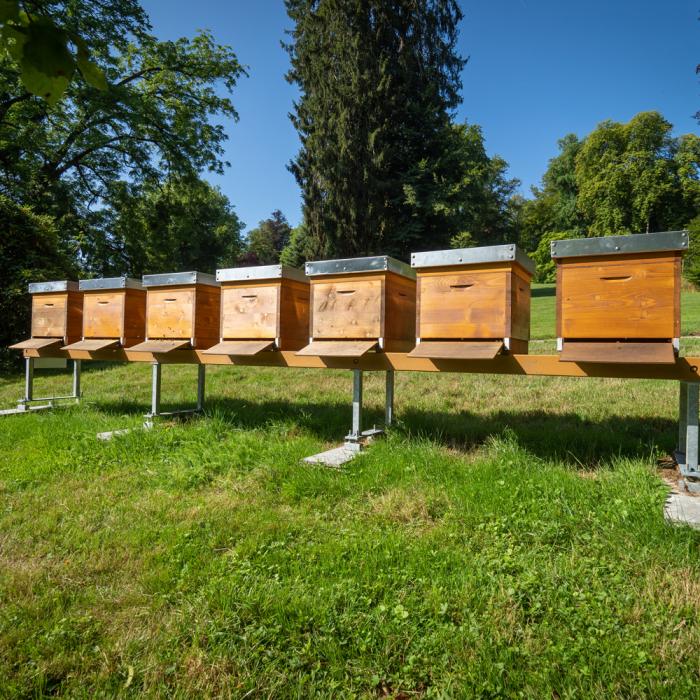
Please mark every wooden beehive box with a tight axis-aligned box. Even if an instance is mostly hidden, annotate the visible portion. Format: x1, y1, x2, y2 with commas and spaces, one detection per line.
552, 230, 688, 363
204, 264, 310, 356
408, 244, 535, 359
297, 256, 416, 357
9, 281, 82, 351
59, 277, 147, 351
130, 272, 221, 353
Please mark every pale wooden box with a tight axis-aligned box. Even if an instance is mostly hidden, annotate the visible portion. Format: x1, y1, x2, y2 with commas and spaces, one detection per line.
409, 245, 534, 359
552, 231, 688, 363
10, 281, 83, 351
204, 265, 309, 356
298, 256, 416, 357
131, 272, 220, 352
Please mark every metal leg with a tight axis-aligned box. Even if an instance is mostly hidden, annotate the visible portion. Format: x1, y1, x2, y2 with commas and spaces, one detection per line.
679, 382, 688, 457
197, 364, 206, 412
686, 383, 699, 475
348, 369, 363, 441
72, 360, 82, 399
24, 358, 34, 403
385, 370, 395, 427
151, 363, 162, 417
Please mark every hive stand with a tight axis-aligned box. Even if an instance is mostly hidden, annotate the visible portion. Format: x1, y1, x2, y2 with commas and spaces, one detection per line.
676, 381, 700, 493
4, 280, 83, 416
303, 369, 395, 467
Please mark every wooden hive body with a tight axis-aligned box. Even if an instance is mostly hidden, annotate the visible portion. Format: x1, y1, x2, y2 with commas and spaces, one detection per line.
298, 256, 416, 357
204, 265, 310, 355
132, 272, 220, 352
410, 245, 534, 359
70, 277, 147, 349
552, 231, 688, 364
9, 281, 84, 351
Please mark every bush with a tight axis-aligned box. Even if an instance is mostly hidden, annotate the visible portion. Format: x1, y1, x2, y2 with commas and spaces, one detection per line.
532, 231, 581, 282
682, 216, 700, 289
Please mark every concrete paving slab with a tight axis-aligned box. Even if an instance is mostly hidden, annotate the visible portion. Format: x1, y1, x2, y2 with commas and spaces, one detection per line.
664, 490, 700, 529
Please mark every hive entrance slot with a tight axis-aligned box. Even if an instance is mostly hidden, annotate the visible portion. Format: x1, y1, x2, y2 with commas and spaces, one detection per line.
600, 275, 632, 281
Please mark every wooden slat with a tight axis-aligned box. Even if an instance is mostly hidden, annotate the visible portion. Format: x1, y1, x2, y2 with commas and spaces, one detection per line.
203, 340, 275, 356
408, 341, 503, 360
296, 340, 378, 357
559, 341, 676, 364
9, 337, 63, 350
128, 339, 191, 353
311, 278, 382, 339
62, 339, 119, 351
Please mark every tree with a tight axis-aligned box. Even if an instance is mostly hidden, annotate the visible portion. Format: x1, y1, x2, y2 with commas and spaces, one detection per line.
241, 210, 292, 265
84, 176, 244, 276
285, 0, 465, 261
279, 222, 322, 268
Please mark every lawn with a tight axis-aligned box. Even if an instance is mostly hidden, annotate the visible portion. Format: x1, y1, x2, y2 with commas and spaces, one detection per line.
2, 353, 700, 696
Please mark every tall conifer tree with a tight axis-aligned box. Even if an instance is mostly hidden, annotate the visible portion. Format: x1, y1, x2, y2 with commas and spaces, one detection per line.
285, 0, 465, 260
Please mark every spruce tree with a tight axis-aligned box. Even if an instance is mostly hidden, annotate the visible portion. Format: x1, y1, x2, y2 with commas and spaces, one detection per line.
285, 0, 465, 260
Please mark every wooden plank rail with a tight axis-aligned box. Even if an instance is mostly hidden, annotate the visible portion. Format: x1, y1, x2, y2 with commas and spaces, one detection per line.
21, 348, 700, 382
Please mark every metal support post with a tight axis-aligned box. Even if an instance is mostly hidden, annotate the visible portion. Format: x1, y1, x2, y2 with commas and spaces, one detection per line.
346, 369, 363, 442
678, 381, 688, 458
24, 357, 34, 403
385, 370, 395, 427
685, 382, 699, 476
72, 360, 82, 399
197, 364, 206, 412
150, 362, 162, 418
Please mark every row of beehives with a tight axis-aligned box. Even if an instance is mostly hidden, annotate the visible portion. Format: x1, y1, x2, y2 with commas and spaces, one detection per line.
10, 230, 689, 364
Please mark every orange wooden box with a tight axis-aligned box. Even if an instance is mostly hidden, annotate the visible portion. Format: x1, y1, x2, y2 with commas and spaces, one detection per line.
409, 245, 534, 359
59, 277, 147, 351
204, 265, 310, 356
552, 231, 688, 364
10, 281, 83, 352
130, 272, 221, 353
297, 256, 416, 357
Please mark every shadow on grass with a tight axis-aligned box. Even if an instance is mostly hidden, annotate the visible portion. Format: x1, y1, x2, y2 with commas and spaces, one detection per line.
94, 395, 675, 469
531, 286, 556, 298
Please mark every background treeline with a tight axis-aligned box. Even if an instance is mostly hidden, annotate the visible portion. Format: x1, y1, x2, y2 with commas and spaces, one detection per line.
1, 0, 699, 367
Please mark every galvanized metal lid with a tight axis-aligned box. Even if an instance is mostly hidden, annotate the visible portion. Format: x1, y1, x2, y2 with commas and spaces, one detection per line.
305, 255, 415, 279
411, 244, 535, 276
79, 276, 144, 291
551, 230, 689, 259
28, 280, 78, 294
141, 271, 219, 287
216, 264, 307, 284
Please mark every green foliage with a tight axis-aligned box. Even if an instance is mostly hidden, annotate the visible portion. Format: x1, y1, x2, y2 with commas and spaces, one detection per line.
449, 231, 474, 249
0, 195, 76, 367
285, 0, 467, 260
682, 215, 700, 288
0, 1, 107, 104
240, 210, 291, 266
531, 231, 580, 283
84, 177, 244, 276
279, 222, 323, 268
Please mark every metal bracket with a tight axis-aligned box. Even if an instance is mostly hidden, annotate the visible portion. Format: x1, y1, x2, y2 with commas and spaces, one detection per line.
143, 362, 206, 426
1, 358, 82, 417
675, 381, 700, 493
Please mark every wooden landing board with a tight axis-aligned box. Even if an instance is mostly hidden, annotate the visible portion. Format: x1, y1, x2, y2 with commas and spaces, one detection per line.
9, 337, 63, 350
203, 340, 275, 356
128, 339, 191, 353
408, 341, 503, 360
296, 340, 378, 357
62, 339, 119, 352
559, 341, 676, 364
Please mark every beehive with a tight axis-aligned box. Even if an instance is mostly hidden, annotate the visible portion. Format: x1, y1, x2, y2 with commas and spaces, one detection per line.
408, 244, 535, 359
297, 256, 416, 357
204, 264, 310, 356
10, 281, 83, 351
130, 272, 220, 353
60, 277, 147, 351
552, 230, 688, 363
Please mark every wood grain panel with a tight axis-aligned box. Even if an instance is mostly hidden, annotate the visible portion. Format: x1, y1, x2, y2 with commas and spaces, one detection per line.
9, 337, 63, 350
559, 341, 676, 364
221, 282, 279, 339
417, 270, 507, 339
560, 257, 677, 339
129, 339, 191, 353
203, 340, 275, 356
83, 291, 125, 338
62, 339, 119, 351
383, 272, 416, 349
278, 279, 310, 349
147, 288, 195, 339
193, 284, 221, 347
408, 341, 503, 359
311, 276, 382, 339
297, 340, 378, 357
510, 268, 531, 341
31, 293, 68, 337
123, 288, 147, 345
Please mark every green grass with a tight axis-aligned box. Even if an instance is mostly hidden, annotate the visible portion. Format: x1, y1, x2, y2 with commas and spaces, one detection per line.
530, 283, 700, 339
2, 363, 700, 696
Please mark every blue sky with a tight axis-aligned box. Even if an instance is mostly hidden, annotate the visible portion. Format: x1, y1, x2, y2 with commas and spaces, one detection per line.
142, 0, 699, 233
